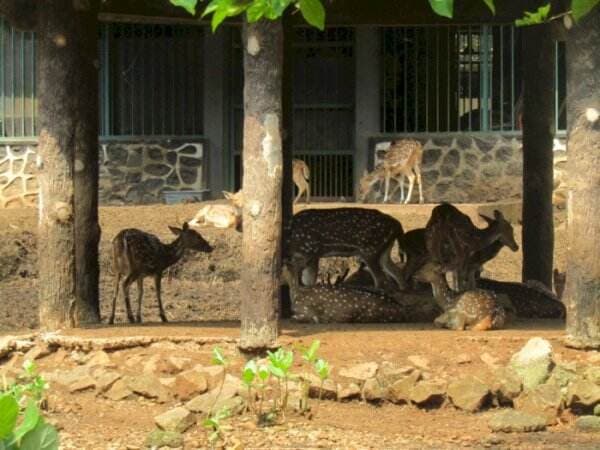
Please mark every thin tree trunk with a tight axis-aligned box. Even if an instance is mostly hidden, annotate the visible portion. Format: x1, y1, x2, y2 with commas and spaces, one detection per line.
37, 0, 100, 329
521, 24, 555, 288
565, 7, 600, 349
239, 20, 283, 351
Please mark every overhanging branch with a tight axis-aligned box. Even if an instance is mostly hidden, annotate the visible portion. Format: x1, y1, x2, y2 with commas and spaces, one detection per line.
0, 0, 37, 30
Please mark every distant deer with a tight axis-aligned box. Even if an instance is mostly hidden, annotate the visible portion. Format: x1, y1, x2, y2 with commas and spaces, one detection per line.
109, 222, 213, 324
286, 207, 406, 290
357, 166, 406, 203
381, 139, 424, 204
293, 159, 311, 204
415, 262, 514, 331
188, 190, 243, 231
425, 203, 519, 291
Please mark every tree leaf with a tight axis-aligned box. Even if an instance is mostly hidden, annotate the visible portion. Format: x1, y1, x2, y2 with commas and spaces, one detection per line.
303, 340, 320, 363
11, 401, 39, 444
19, 421, 59, 450
170, 0, 198, 15
428, 0, 454, 18
242, 360, 257, 385
482, 0, 495, 14
211, 347, 228, 366
0, 395, 19, 440
268, 365, 285, 378
246, 0, 267, 22
515, 4, 551, 26
298, 0, 326, 30
571, 0, 599, 21
202, 0, 221, 18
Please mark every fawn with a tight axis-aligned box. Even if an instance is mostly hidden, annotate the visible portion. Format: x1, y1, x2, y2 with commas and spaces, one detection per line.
109, 222, 213, 324
188, 190, 243, 231
293, 159, 311, 204
381, 139, 424, 204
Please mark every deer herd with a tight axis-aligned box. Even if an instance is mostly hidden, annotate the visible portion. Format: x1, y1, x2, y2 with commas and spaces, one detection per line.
110, 139, 565, 331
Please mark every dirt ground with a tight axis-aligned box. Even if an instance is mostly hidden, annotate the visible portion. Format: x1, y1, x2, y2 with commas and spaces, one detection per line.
0, 202, 583, 449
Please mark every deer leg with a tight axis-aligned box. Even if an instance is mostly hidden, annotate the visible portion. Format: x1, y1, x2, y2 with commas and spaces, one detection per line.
399, 175, 405, 202
415, 164, 424, 204
135, 278, 144, 323
306, 181, 310, 204
154, 274, 168, 322
109, 274, 121, 325
379, 241, 406, 290
293, 183, 301, 204
122, 275, 136, 323
403, 172, 416, 204
364, 257, 386, 289
383, 170, 391, 203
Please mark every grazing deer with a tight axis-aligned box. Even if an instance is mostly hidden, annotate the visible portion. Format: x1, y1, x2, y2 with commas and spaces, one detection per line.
415, 262, 514, 331
380, 139, 424, 204
425, 203, 519, 291
286, 207, 406, 290
357, 166, 405, 203
293, 159, 311, 204
188, 190, 243, 231
109, 223, 213, 324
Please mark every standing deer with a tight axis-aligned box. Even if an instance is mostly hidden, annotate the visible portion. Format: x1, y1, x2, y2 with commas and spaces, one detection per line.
109, 222, 213, 324
286, 207, 406, 290
425, 203, 519, 291
293, 159, 311, 204
381, 139, 424, 204
357, 166, 406, 203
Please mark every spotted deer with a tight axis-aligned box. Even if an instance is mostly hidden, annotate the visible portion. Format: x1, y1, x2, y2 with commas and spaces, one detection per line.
188, 190, 243, 231
380, 139, 424, 204
415, 262, 514, 331
357, 166, 406, 203
293, 159, 311, 204
286, 207, 406, 290
425, 203, 519, 291
109, 222, 213, 324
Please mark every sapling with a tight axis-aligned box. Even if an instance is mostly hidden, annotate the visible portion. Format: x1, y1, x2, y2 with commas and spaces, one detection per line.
202, 407, 230, 449
266, 348, 294, 418
313, 357, 331, 414
299, 340, 321, 413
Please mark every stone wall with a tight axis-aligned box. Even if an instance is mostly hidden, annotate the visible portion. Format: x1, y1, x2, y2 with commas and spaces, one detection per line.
369, 134, 525, 203
0, 140, 207, 208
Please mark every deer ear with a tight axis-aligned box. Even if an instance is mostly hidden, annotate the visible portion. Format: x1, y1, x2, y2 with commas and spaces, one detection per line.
222, 191, 232, 200
479, 214, 494, 225
182, 222, 189, 231
169, 226, 182, 236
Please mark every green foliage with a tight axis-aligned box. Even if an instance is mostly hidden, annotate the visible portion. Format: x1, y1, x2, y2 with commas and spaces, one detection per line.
571, 0, 599, 21
481, 0, 495, 15
266, 348, 294, 379
170, 0, 198, 14
428, 0, 454, 18
515, 4, 551, 26
202, 407, 230, 446
314, 358, 330, 381
0, 395, 18, 440
298, 0, 326, 30
211, 347, 228, 367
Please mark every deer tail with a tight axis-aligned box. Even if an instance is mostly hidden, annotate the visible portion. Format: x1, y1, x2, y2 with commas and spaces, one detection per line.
302, 162, 310, 181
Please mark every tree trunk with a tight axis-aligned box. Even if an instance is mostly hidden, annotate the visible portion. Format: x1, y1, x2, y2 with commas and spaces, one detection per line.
239, 20, 283, 351
521, 24, 555, 288
37, 0, 100, 329
565, 7, 600, 349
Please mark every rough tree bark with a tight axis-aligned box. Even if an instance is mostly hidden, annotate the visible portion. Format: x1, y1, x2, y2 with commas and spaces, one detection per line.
565, 7, 600, 349
37, 0, 100, 329
239, 20, 284, 351
521, 24, 555, 288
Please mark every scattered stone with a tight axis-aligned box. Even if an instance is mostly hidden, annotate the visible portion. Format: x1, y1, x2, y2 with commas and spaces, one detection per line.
68, 375, 96, 393
407, 355, 430, 370
575, 416, 600, 432
566, 379, 600, 408
48, 366, 91, 387
584, 366, 600, 385
514, 383, 563, 425
86, 351, 114, 368
69, 350, 88, 365
339, 362, 379, 382
362, 377, 385, 402
159, 377, 177, 389
587, 352, 600, 364
104, 379, 133, 401
447, 376, 490, 412
307, 375, 337, 401
338, 383, 361, 401
173, 369, 208, 401
508, 338, 553, 390
185, 376, 241, 414
488, 410, 547, 433
387, 371, 421, 404
23, 344, 51, 361
595, 404, 600, 416
547, 363, 578, 389
377, 366, 416, 386
145, 429, 184, 449
410, 380, 446, 407
195, 365, 225, 390
168, 356, 192, 371
143, 354, 180, 376
125, 375, 171, 403
492, 370, 523, 405
154, 407, 196, 433
456, 354, 472, 364
91, 369, 122, 394
481, 353, 501, 369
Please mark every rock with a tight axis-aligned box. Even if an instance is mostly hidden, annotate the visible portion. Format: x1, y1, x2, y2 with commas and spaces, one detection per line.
514, 383, 563, 425
410, 380, 446, 407
387, 371, 420, 404
125, 375, 170, 403
159, 377, 177, 388
145, 429, 183, 449
143, 354, 180, 376
547, 363, 578, 388
185, 375, 241, 414
68, 375, 96, 393
447, 376, 490, 412
339, 362, 379, 382
154, 407, 196, 433
492, 371, 522, 405
488, 410, 546, 433
566, 379, 600, 408
23, 344, 51, 361
86, 351, 114, 368
187, 392, 244, 416
508, 338, 553, 390
104, 379, 133, 401
307, 375, 337, 401
173, 369, 208, 401
91, 369, 122, 394
584, 366, 600, 385
168, 356, 192, 371
362, 378, 385, 402
456, 354, 472, 365
481, 353, 501, 369
377, 366, 416, 386
338, 383, 361, 401
48, 366, 91, 387
195, 365, 225, 390
407, 355, 430, 370
575, 416, 600, 432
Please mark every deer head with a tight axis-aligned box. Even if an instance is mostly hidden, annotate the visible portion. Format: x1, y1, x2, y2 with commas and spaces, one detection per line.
168, 222, 213, 253
222, 190, 244, 208
479, 210, 519, 251
357, 169, 380, 203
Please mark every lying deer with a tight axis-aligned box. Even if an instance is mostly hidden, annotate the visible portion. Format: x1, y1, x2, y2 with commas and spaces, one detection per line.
425, 203, 519, 291
415, 262, 514, 331
286, 207, 406, 290
188, 190, 243, 231
109, 222, 213, 324
381, 139, 424, 204
293, 159, 311, 204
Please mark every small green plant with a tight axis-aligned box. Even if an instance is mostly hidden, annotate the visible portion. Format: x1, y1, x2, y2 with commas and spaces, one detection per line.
202, 407, 230, 448
298, 340, 320, 414
312, 357, 330, 412
0, 361, 58, 450
266, 347, 294, 416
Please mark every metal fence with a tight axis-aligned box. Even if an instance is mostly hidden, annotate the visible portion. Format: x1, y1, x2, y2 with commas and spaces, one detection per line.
0, 18, 36, 138
381, 25, 567, 134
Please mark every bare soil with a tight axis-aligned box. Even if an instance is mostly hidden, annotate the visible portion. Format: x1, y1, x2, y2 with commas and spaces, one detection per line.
0, 202, 583, 449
